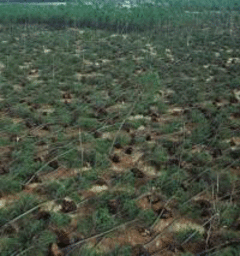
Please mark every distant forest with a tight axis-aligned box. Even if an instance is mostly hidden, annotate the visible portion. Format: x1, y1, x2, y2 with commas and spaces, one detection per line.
0, 0, 68, 3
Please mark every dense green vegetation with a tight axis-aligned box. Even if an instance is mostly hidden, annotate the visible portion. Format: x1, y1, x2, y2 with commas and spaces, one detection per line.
0, 1, 240, 255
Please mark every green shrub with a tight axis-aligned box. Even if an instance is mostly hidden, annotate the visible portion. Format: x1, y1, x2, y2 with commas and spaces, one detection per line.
95, 207, 115, 232
191, 109, 207, 123
50, 212, 71, 228
161, 121, 182, 134
114, 133, 131, 147
175, 228, 203, 244
138, 209, 156, 226
95, 139, 112, 154
145, 144, 168, 168
77, 117, 99, 130
122, 199, 140, 220
191, 122, 212, 144
0, 194, 40, 227
0, 175, 21, 196
11, 138, 47, 181
220, 204, 240, 227
0, 237, 20, 256
112, 170, 135, 186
